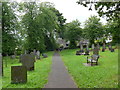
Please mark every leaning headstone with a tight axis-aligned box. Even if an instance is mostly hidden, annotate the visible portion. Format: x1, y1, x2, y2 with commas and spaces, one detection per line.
11, 66, 27, 84
21, 54, 35, 71
93, 46, 99, 55
42, 53, 48, 58
36, 50, 40, 59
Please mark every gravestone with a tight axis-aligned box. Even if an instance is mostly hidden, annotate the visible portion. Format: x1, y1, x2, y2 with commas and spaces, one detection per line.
21, 54, 35, 71
102, 43, 106, 52
93, 46, 99, 55
33, 49, 36, 55
92, 44, 94, 50
108, 44, 112, 50
25, 50, 27, 54
11, 55, 16, 59
42, 53, 48, 58
97, 43, 100, 50
19, 54, 23, 63
110, 48, 115, 52
36, 51, 40, 59
11, 66, 27, 84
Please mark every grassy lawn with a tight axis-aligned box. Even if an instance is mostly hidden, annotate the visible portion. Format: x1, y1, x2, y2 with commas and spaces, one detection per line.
2, 51, 54, 88
60, 48, 118, 88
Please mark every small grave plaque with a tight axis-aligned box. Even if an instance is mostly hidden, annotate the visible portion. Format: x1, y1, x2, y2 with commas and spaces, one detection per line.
11, 66, 27, 84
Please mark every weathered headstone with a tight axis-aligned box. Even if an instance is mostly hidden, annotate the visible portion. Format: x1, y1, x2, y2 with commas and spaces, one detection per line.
21, 54, 35, 71
108, 44, 112, 50
36, 50, 40, 59
97, 43, 100, 50
25, 50, 27, 54
19, 54, 23, 63
92, 44, 94, 50
102, 43, 106, 52
11, 55, 16, 59
11, 66, 27, 84
93, 46, 99, 55
42, 53, 48, 58
33, 49, 36, 55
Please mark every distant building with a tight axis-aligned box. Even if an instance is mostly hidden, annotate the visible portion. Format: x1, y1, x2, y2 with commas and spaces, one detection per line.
56, 38, 69, 48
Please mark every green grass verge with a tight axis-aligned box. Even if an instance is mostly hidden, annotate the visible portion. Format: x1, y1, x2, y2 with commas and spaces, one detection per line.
2, 51, 53, 88
60, 49, 118, 88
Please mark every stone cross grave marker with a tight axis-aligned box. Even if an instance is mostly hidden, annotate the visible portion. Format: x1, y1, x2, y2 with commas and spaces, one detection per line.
11, 66, 27, 84
21, 54, 35, 71
36, 50, 40, 59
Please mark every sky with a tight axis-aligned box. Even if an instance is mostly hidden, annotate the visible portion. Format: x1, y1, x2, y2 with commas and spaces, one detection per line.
10, 0, 107, 25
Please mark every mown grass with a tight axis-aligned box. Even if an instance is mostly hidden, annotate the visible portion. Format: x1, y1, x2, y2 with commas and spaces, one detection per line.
60, 48, 118, 88
2, 51, 53, 88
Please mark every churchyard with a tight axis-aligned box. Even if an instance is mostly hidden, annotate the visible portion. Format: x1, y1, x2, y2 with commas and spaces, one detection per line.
1, 0, 119, 89
2, 51, 53, 88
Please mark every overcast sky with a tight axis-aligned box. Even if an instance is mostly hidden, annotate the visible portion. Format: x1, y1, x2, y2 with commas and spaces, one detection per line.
11, 0, 107, 25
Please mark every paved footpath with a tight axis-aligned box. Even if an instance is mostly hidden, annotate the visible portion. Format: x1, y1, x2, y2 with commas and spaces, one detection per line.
44, 52, 77, 88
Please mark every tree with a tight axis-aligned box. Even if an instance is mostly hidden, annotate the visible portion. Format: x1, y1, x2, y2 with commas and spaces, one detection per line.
77, 1, 120, 20
64, 20, 82, 49
77, 0, 120, 44
84, 16, 104, 44
2, 2, 18, 56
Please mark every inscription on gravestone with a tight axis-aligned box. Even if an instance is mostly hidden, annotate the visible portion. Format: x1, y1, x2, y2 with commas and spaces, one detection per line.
21, 54, 35, 71
11, 66, 27, 84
